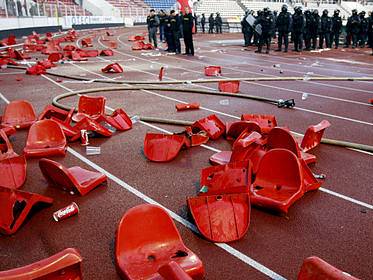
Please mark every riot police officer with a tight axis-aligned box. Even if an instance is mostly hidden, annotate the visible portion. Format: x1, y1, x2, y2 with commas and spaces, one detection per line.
201, 13, 206, 33
292, 6, 304, 52
276, 4, 292, 52
170, 10, 181, 54
215, 12, 223, 33
208, 13, 215, 34
359, 11, 368, 47
242, 11, 251, 47
311, 9, 320, 49
255, 8, 273, 54
346, 9, 361, 48
319, 9, 332, 48
368, 11, 373, 53
164, 12, 174, 52
182, 7, 194, 56
331, 9, 342, 48
304, 10, 313, 51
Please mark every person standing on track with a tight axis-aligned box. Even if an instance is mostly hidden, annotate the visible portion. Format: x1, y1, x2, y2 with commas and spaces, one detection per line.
241, 10, 251, 47
292, 6, 304, 52
310, 9, 320, 50
182, 6, 195, 56
170, 10, 181, 54
147, 9, 160, 49
158, 10, 166, 43
215, 12, 223, 33
201, 13, 206, 33
304, 10, 313, 51
367, 11, 373, 54
208, 13, 215, 34
164, 12, 174, 52
346, 9, 361, 48
276, 4, 292, 52
331, 9, 342, 49
255, 8, 273, 54
359, 11, 368, 47
319, 9, 332, 49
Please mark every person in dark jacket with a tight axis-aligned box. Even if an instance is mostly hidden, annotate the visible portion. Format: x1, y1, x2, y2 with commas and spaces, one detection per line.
164, 12, 174, 52
255, 8, 273, 54
241, 11, 251, 47
159, 10, 166, 43
182, 7, 194, 56
367, 12, 373, 53
208, 13, 215, 33
276, 4, 292, 52
310, 9, 320, 49
304, 10, 313, 50
215, 12, 223, 33
331, 9, 342, 48
194, 13, 198, 33
346, 9, 361, 48
170, 10, 181, 54
292, 6, 304, 52
359, 11, 368, 47
319, 9, 332, 48
201, 13, 206, 33
147, 9, 160, 49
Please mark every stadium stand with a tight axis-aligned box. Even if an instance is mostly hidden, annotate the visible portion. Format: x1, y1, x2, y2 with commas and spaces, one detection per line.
195, 0, 245, 18
105, 0, 149, 17
241, 0, 294, 13
143, 0, 177, 10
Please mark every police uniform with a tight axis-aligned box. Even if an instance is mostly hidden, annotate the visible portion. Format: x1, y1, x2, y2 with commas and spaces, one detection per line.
170, 13, 181, 54
183, 12, 194, 55
331, 10, 342, 48
215, 13, 223, 33
201, 14, 206, 33
304, 10, 312, 51
346, 10, 361, 48
359, 11, 368, 47
208, 14, 215, 34
368, 13, 373, 53
319, 10, 332, 48
147, 14, 160, 48
276, 5, 291, 52
292, 7, 304, 52
255, 8, 273, 54
164, 15, 174, 52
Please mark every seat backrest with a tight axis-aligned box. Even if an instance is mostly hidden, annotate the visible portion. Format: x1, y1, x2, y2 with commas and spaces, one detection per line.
267, 127, 300, 157
78, 95, 106, 116
39, 158, 76, 192
26, 120, 66, 148
2, 100, 36, 128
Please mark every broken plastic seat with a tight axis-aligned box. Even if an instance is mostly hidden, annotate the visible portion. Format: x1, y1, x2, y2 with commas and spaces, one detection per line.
101, 63, 123, 73
0, 58, 18, 66
0, 248, 83, 279
183, 127, 209, 147
199, 161, 251, 196
39, 158, 107, 196
218, 81, 240, 93
159, 66, 165, 81
100, 49, 114, 56
102, 108, 132, 131
37, 59, 56, 69
226, 121, 261, 140
158, 261, 193, 280
0, 186, 53, 235
298, 120, 331, 152
23, 119, 67, 158
48, 52, 64, 62
0, 129, 26, 189
72, 95, 106, 123
78, 49, 100, 58
241, 114, 277, 134
204, 66, 221, 76
63, 45, 76, 51
298, 256, 359, 280
250, 149, 304, 214
144, 133, 188, 162
187, 193, 250, 242
191, 115, 225, 140
69, 117, 114, 142
115, 204, 205, 280
81, 37, 93, 47
26, 64, 46, 75
1, 100, 36, 129
131, 41, 145, 50
108, 41, 118, 49
128, 35, 145, 41
70, 51, 88, 61
176, 103, 200, 111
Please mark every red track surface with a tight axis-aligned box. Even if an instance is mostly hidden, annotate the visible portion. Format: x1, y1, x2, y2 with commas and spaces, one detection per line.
0, 27, 372, 280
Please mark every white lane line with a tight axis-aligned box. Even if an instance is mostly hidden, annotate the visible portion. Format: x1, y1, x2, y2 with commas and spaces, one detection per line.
0, 84, 287, 280
0, 92, 10, 103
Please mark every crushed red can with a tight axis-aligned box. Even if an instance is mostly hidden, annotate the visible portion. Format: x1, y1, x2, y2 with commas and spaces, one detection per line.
80, 129, 89, 146
53, 202, 79, 222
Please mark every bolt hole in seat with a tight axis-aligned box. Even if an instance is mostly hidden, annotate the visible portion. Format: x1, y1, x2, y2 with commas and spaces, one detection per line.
39, 158, 107, 196
1, 100, 36, 129
23, 119, 67, 158
0, 248, 83, 279
115, 204, 204, 280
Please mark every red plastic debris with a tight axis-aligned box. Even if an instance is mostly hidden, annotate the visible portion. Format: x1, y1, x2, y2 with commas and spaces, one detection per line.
128, 35, 145, 41
72, 95, 106, 122
103, 108, 132, 131
69, 117, 113, 142
369, 98, 373, 105
199, 161, 251, 196
63, 45, 76, 51
226, 121, 261, 140
159, 66, 165, 81
218, 81, 240, 93
144, 133, 188, 162
3, 34, 16, 45
78, 49, 100, 57
132, 41, 145, 50
192, 114, 225, 140
23, 119, 67, 158
100, 49, 114, 56
81, 37, 93, 47
42, 41, 61, 54
175, 103, 200, 111
0, 58, 18, 66
298, 256, 359, 280
1, 100, 36, 129
209, 150, 232, 166
108, 41, 118, 49
13, 49, 31, 60
26, 64, 46, 75
183, 127, 209, 147
142, 43, 154, 50
204, 66, 222, 76
299, 120, 331, 152
241, 114, 277, 134
115, 204, 205, 280
39, 158, 107, 196
158, 261, 193, 280
37, 59, 56, 69
0, 186, 53, 235
0, 248, 82, 279
71, 51, 88, 61
0, 129, 26, 189
101, 63, 123, 73
187, 193, 251, 242
250, 149, 304, 213
47, 52, 63, 62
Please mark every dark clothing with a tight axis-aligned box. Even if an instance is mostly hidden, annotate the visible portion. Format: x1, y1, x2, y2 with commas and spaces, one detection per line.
319, 15, 332, 48
310, 14, 320, 49
182, 13, 194, 55
241, 14, 251, 46
368, 16, 373, 50
359, 16, 368, 47
201, 15, 206, 33
147, 15, 160, 48
346, 14, 361, 47
331, 14, 342, 48
215, 15, 223, 33
171, 15, 181, 53
164, 16, 174, 52
159, 14, 166, 42
208, 16, 215, 33
276, 11, 291, 51
292, 12, 304, 51
255, 13, 273, 53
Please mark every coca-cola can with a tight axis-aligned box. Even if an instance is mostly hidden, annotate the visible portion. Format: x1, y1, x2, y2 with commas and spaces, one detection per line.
53, 202, 79, 222
80, 129, 89, 146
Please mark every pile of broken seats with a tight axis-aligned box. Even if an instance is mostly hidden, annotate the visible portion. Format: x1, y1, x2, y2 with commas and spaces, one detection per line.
129, 34, 154, 51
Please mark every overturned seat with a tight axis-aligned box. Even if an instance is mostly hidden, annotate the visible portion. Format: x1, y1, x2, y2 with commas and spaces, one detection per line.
250, 149, 304, 214
39, 158, 107, 196
23, 119, 67, 158
72, 95, 106, 123
187, 193, 250, 243
298, 256, 359, 280
191, 115, 225, 140
298, 120, 331, 152
115, 204, 205, 280
0, 248, 83, 279
1, 100, 36, 129
0, 186, 53, 235
0, 129, 26, 189
144, 133, 188, 162
241, 114, 277, 134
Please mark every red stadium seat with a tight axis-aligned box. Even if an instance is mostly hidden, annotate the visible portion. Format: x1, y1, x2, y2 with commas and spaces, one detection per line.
218, 81, 240, 93
241, 114, 277, 134
299, 120, 331, 152
175, 103, 200, 111
187, 193, 250, 242
101, 63, 123, 73
158, 261, 193, 280
250, 149, 304, 213
0, 186, 53, 235
24, 120, 67, 158
204, 66, 222, 76
192, 114, 225, 140
72, 95, 106, 123
144, 133, 188, 162
39, 158, 107, 196
1, 100, 36, 129
0, 129, 26, 189
298, 256, 359, 280
115, 204, 205, 280
226, 121, 261, 140
0, 248, 82, 279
